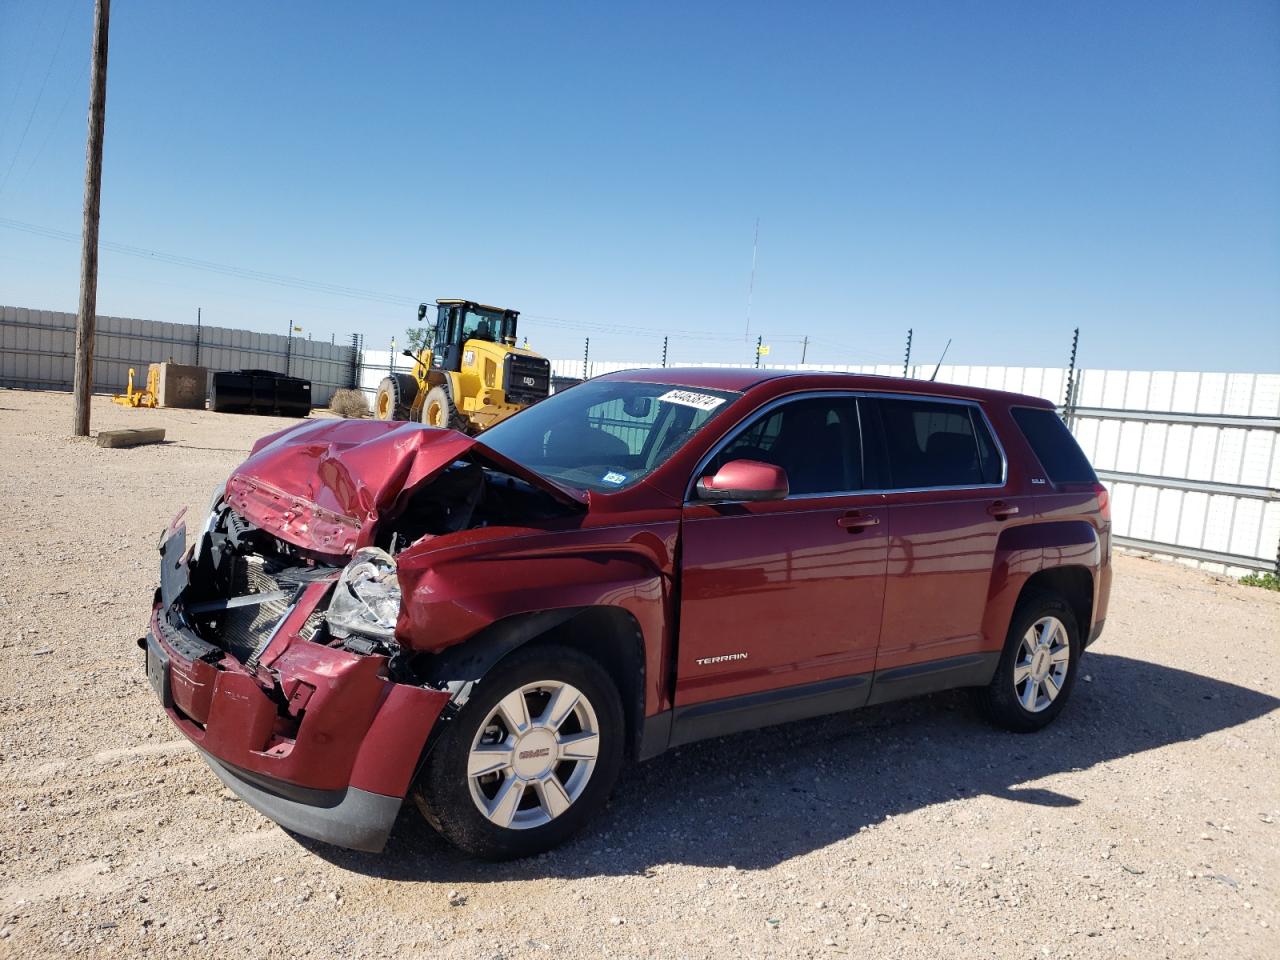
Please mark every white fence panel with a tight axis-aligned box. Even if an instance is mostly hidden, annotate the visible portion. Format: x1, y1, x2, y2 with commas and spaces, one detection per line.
1, 305, 358, 405
541, 357, 1279, 575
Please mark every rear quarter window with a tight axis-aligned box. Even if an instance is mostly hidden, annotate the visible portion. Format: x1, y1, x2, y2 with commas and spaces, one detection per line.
1011, 407, 1097, 483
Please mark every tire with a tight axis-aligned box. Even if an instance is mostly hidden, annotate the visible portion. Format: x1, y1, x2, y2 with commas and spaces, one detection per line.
374, 373, 417, 421
420, 384, 468, 432
412, 644, 625, 860
976, 590, 1081, 733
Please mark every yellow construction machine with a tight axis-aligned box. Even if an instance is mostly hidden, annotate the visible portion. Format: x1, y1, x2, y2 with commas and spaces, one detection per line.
375, 299, 551, 433
112, 366, 159, 408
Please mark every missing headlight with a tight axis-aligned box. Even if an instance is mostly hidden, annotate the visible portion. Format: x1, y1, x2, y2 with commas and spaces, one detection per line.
325, 547, 401, 642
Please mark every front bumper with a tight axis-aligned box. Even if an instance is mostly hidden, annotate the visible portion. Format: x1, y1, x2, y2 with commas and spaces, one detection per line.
199, 750, 403, 853
143, 523, 451, 852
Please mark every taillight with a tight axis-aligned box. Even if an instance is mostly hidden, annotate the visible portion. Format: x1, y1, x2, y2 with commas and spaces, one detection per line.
1093, 482, 1110, 521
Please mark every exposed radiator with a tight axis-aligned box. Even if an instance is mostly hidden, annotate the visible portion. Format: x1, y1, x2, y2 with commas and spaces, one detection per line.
222, 556, 292, 662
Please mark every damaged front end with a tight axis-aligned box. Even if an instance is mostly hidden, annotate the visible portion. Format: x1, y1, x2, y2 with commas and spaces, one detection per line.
144, 502, 450, 852
142, 421, 587, 852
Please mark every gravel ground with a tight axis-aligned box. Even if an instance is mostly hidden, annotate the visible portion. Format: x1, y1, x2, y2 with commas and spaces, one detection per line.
0, 388, 1277, 960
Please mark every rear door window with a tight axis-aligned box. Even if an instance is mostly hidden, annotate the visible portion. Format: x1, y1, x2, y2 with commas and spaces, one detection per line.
705, 395, 863, 495
1011, 407, 1097, 483
872, 397, 1003, 488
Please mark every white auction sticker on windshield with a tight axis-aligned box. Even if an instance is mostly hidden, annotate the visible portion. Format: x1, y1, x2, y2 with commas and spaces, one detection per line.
602, 471, 627, 485
657, 389, 726, 411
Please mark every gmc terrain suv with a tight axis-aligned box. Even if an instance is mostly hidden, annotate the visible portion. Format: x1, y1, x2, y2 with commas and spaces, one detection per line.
142, 369, 1111, 859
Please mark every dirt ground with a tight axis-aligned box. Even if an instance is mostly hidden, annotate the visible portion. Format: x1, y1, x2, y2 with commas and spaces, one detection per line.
0, 388, 1277, 960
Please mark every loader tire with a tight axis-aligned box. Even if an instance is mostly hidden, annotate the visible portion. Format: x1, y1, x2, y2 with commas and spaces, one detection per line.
375, 374, 417, 421
421, 384, 468, 432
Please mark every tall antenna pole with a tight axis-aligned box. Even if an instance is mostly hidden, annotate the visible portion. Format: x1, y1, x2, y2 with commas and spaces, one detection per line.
71, 0, 111, 437
661, 336, 668, 368
754, 334, 763, 369
583, 337, 590, 379
195, 307, 202, 366
800, 336, 808, 364
929, 338, 951, 381
744, 218, 759, 355
903, 328, 912, 377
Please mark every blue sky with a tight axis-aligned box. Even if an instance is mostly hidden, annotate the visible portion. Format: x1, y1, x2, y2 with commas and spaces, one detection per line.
1, 1, 1277, 371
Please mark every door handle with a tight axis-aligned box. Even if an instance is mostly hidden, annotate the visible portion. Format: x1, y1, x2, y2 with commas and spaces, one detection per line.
987, 501, 1019, 519
837, 511, 880, 531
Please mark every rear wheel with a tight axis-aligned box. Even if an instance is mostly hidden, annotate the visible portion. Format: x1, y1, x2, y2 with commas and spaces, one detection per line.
413, 644, 624, 860
374, 373, 417, 421
420, 384, 468, 432
976, 591, 1081, 732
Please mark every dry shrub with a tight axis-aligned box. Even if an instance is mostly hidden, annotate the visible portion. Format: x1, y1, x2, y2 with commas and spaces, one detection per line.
328, 388, 370, 419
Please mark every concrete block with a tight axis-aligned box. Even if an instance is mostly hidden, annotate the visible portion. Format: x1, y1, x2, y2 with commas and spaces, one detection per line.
97, 427, 166, 448
150, 362, 207, 409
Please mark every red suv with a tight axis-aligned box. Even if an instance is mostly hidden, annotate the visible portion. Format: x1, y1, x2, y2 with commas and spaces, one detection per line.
143, 369, 1111, 859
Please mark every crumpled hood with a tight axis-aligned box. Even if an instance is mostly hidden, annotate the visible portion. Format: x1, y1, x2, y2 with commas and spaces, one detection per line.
225, 419, 585, 556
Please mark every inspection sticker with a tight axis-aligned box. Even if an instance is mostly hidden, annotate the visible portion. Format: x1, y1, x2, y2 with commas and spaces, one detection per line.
601, 471, 628, 485
656, 389, 726, 411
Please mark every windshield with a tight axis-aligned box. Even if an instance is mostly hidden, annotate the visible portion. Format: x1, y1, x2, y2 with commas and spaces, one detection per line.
479, 380, 741, 492
461, 307, 514, 344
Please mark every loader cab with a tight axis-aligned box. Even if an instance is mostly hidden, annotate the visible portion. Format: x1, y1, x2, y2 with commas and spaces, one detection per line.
423, 299, 520, 372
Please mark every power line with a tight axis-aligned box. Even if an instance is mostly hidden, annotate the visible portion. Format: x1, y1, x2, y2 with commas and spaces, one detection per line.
13, 59, 88, 195
0, 217, 419, 306
0, 2, 48, 135
0, 0, 78, 197
2, 216, 901, 366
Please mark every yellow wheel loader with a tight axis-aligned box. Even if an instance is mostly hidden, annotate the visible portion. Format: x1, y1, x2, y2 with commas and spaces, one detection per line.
374, 299, 551, 433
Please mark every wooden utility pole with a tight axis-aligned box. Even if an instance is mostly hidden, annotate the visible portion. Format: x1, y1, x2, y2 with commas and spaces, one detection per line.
72, 0, 111, 436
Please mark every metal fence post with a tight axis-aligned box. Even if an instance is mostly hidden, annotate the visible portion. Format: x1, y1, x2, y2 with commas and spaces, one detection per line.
349, 333, 362, 389
1063, 327, 1079, 425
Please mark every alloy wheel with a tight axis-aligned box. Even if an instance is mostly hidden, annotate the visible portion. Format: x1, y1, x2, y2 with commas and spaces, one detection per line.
466, 680, 600, 829
1012, 615, 1070, 713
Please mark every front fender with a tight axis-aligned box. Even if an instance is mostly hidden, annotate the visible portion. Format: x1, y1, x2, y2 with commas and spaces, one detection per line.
394, 522, 678, 714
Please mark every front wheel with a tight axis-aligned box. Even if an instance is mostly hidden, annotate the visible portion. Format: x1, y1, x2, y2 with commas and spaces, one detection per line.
976, 591, 1081, 732
420, 384, 468, 432
412, 644, 625, 860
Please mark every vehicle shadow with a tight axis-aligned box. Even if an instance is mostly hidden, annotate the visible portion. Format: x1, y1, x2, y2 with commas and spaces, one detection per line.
298, 653, 1278, 881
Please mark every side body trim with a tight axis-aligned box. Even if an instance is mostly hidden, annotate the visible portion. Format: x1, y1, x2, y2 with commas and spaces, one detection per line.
657, 652, 1002, 754
865, 652, 1000, 706
668, 673, 872, 747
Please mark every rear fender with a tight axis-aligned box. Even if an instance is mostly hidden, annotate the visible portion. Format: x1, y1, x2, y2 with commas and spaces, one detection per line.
982, 521, 1101, 649
981, 524, 1045, 652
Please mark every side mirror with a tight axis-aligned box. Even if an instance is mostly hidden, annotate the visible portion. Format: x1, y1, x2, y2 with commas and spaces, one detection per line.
696, 459, 788, 502
402, 349, 417, 360
417, 303, 428, 321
